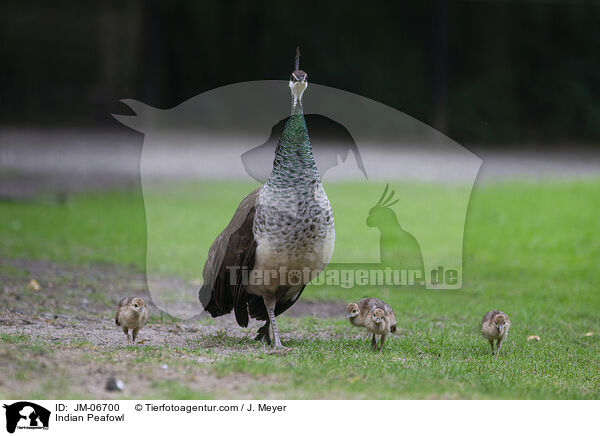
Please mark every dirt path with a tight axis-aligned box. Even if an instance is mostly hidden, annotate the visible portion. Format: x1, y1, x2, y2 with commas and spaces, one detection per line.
0, 258, 345, 398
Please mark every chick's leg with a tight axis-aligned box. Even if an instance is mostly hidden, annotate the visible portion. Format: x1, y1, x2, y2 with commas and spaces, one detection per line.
132, 327, 140, 345
371, 334, 377, 350
379, 333, 388, 352
122, 327, 131, 345
496, 337, 504, 356
489, 339, 494, 354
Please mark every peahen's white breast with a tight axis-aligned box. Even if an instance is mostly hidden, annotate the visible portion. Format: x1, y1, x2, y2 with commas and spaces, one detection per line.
250, 183, 334, 295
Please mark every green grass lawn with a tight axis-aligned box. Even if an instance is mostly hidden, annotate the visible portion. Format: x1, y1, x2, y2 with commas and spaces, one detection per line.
1, 179, 599, 398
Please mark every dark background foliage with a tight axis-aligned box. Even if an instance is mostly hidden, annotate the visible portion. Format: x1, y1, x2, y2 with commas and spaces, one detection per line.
2, 0, 599, 146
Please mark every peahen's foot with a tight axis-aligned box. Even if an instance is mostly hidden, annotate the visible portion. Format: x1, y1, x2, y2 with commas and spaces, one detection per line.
267, 345, 291, 355
255, 323, 271, 345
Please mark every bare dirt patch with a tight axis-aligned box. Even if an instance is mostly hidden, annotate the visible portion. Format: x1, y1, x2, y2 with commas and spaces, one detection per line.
0, 258, 344, 398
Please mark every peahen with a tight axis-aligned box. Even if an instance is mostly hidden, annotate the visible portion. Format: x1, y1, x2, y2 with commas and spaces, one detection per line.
199, 48, 335, 348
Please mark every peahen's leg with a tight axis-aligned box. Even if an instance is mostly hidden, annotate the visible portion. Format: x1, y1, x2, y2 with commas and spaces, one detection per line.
255, 319, 271, 345
263, 296, 282, 348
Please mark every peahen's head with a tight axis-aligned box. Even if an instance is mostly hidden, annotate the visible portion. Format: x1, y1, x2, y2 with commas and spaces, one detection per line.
289, 47, 308, 107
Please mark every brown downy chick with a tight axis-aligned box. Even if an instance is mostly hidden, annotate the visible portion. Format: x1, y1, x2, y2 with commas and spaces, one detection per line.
364, 306, 397, 352
115, 297, 149, 345
346, 297, 396, 330
481, 310, 510, 356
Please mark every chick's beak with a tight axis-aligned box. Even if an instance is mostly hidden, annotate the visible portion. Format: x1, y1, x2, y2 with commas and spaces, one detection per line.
346, 313, 351, 318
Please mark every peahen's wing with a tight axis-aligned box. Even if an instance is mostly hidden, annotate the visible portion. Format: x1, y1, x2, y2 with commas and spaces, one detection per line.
248, 285, 306, 321
274, 286, 307, 316
199, 189, 260, 327
247, 286, 307, 321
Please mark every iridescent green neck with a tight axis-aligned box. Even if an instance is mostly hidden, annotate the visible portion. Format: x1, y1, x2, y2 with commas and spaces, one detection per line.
266, 96, 319, 188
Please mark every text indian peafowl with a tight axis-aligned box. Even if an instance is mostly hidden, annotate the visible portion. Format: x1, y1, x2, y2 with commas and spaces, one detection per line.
199, 48, 335, 348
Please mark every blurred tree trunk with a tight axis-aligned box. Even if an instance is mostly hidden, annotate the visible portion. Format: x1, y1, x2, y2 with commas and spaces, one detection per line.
140, 0, 163, 105
429, 0, 449, 133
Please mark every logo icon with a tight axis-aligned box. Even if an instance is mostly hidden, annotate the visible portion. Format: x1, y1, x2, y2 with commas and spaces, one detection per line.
113, 80, 481, 318
3, 402, 50, 434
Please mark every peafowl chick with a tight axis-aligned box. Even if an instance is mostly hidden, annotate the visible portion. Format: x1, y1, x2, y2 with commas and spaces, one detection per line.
364, 307, 397, 352
115, 297, 149, 345
481, 310, 510, 356
346, 297, 394, 327
347, 297, 396, 351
